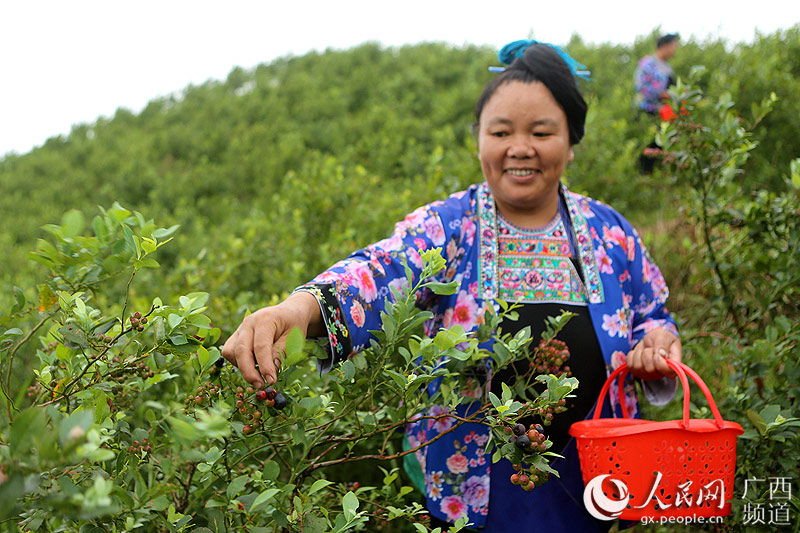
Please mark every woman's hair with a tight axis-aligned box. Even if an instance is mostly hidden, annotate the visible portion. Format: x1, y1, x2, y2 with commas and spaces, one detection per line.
657, 33, 680, 49
474, 44, 587, 145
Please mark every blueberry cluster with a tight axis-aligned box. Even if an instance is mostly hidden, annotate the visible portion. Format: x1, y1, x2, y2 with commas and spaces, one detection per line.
505, 423, 551, 491
129, 311, 148, 332
108, 357, 155, 382
235, 386, 289, 435
187, 381, 222, 406
128, 438, 153, 455
528, 337, 572, 377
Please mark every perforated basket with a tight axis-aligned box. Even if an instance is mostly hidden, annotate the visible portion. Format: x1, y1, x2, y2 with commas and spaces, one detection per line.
569, 359, 743, 520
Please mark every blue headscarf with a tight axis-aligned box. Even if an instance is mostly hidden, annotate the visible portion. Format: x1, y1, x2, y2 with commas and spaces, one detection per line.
490, 39, 592, 81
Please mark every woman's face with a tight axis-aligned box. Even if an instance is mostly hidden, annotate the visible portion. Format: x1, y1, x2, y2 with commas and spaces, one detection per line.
477, 80, 573, 226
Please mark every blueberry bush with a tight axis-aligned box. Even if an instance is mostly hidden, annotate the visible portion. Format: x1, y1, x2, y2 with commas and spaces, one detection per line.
0, 207, 577, 531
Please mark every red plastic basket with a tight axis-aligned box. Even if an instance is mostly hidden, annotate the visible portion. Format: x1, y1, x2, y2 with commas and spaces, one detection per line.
569, 359, 743, 521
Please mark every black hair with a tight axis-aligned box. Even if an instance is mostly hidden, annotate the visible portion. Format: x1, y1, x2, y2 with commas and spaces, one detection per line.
657, 33, 680, 48
474, 44, 587, 145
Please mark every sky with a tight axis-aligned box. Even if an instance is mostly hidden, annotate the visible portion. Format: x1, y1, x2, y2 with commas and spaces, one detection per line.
1, 0, 798, 157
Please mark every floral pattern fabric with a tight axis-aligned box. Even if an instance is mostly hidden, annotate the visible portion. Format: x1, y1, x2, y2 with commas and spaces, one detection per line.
496, 213, 587, 304
634, 55, 674, 113
296, 182, 678, 528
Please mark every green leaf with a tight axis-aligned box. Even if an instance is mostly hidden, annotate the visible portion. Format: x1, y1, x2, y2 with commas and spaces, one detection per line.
61, 209, 86, 238
424, 280, 458, 295
167, 314, 183, 330
226, 475, 249, 499
340, 359, 355, 381
308, 479, 334, 495
153, 225, 180, 239
167, 416, 198, 443
251, 488, 280, 512
262, 460, 280, 481
283, 327, 307, 367
341, 491, 359, 519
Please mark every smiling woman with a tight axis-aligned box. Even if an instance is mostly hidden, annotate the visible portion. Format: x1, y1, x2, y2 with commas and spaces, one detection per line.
477, 81, 574, 229
222, 41, 682, 532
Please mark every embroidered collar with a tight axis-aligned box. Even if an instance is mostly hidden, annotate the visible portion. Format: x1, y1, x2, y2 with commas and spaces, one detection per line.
476, 182, 604, 304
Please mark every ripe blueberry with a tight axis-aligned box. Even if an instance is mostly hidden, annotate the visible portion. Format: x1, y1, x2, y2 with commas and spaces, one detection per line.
273, 392, 287, 410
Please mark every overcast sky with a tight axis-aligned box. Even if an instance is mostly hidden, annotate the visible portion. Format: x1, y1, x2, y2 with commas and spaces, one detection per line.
1, 0, 798, 156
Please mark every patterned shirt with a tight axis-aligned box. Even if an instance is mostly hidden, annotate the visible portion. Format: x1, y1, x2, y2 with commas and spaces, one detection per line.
296, 182, 678, 528
634, 55, 674, 113
497, 212, 587, 305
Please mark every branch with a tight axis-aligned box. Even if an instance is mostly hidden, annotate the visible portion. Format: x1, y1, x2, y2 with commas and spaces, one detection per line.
3, 311, 54, 420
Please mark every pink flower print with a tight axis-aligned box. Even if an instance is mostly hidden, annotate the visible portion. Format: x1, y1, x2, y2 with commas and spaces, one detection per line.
451, 290, 478, 329
595, 244, 614, 274
403, 206, 429, 233
602, 311, 625, 338
468, 281, 479, 298
618, 269, 631, 283
579, 198, 595, 218
351, 263, 378, 303
407, 248, 424, 269
424, 218, 446, 245
430, 484, 442, 501
368, 256, 385, 276
642, 254, 652, 282
440, 495, 467, 522
611, 350, 627, 369
460, 475, 490, 510
442, 309, 453, 328
349, 300, 366, 328
446, 239, 458, 261
446, 452, 470, 474
373, 233, 404, 252
627, 236, 636, 261
464, 431, 475, 444
461, 217, 477, 246
469, 458, 478, 468
524, 270, 543, 287
603, 225, 627, 248
313, 270, 340, 284
414, 237, 427, 252
429, 404, 455, 433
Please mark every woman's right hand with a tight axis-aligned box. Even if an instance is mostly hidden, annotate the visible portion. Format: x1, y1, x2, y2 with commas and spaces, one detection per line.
221, 291, 323, 388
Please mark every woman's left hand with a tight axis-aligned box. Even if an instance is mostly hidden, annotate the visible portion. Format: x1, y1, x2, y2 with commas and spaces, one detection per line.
626, 328, 682, 380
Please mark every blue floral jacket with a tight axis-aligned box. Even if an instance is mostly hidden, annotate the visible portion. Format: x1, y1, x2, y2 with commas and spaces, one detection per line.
298, 182, 678, 528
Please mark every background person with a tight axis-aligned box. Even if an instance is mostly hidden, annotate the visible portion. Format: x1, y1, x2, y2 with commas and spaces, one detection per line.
634, 33, 680, 174
222, 41, 682, 532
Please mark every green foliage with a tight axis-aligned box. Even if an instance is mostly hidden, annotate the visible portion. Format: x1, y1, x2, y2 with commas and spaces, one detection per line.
657, 77, 800, 529
2, 29, 800, 530
0, 223, 576, 531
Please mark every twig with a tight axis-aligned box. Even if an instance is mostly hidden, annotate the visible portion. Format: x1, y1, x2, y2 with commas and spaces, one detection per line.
3, 312, 54, 420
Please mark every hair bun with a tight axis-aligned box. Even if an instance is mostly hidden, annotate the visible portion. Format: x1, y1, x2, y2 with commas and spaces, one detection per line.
497, 39, 592, 81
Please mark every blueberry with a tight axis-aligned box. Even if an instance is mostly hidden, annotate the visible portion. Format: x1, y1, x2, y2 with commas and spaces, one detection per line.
512, 423, 526, 436
515, 435, 531, 449
273, 392, 288, 410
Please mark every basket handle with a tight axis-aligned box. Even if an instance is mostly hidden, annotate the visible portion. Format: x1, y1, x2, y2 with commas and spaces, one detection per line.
592, 359, 725, 430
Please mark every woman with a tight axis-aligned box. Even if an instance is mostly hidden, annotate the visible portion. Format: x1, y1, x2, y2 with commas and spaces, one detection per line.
222, 41, 681, 531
